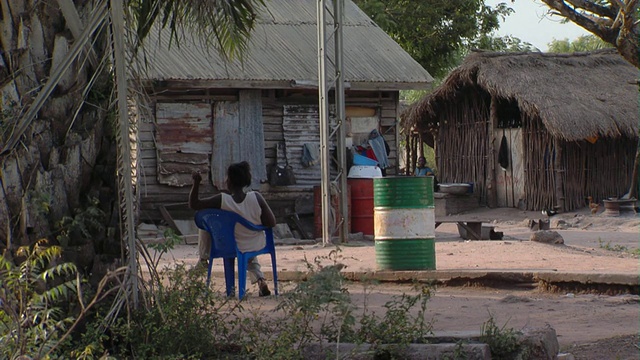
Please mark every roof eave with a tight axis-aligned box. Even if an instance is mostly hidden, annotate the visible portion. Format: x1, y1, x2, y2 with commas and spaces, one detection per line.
143, 79, 433, 91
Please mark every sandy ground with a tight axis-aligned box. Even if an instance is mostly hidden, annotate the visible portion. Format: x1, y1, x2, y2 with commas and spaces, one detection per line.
150, 207, 640, 359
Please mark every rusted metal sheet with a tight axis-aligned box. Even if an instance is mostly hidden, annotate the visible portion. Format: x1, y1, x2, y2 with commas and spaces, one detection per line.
156, 102, 212, 187
158, 153, 209, 173
156, 102, 212, 153
211, 101, 240, 189
239, 90, 267, 188
157, 152, 209, 187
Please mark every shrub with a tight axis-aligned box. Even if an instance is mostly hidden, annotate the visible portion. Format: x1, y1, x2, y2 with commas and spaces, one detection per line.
480, 314, 529, 360
1, 239, 126, 359
0, 240, 79, 358
111, 264, 240, 359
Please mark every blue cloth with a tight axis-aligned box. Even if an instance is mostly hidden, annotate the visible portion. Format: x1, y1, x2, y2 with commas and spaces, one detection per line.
301, 143, 320, 167
368, 129, 390, 169
414, 167, 433, 176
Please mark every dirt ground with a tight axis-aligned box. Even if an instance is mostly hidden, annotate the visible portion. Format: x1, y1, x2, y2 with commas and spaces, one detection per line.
153, 206, 640, 359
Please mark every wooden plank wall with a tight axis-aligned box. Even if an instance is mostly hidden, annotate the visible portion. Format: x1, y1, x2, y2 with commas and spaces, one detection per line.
138, 91, 239, 222
138, 89, 400, 223
282, 104, 336, 185
211, 101, 240, 189
262, 89, 399, 219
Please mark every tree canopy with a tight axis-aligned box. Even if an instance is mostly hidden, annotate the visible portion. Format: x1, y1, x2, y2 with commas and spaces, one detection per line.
547, 34, 614, 52
353, 0, 514, 78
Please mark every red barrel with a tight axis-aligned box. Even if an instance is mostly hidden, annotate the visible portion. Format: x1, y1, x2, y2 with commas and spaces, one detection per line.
348, 178, 374, 235
314, 185, 351, 239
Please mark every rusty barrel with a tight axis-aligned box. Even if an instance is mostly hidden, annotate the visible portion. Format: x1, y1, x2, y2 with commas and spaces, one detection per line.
348, 178, 374, 235
373, 176, 435, 270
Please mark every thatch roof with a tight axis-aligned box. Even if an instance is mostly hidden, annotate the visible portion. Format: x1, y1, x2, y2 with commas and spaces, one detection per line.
405, 49, 639, 141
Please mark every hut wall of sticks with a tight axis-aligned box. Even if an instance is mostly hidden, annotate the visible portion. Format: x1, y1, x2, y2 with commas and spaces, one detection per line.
403, 49, 639, 212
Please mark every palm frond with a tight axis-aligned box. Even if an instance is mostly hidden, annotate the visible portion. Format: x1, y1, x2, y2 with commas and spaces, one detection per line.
129, 0, 265, 61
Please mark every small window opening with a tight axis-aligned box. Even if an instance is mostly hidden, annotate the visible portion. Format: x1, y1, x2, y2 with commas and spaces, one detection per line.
497, 99, 522, 129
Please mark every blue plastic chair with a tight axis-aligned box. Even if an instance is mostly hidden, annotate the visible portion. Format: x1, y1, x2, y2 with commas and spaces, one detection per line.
194, 208, 278, 299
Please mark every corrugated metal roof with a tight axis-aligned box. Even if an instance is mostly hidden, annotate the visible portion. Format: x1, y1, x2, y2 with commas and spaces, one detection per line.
138, 0, 433, 90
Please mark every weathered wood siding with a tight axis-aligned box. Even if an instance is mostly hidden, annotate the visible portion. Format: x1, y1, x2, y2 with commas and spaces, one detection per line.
239, 90, 267, 187
211, 101, 239, 189
282, 104, 335, 185
261, 90, 399, 219
138, 89, 400, 222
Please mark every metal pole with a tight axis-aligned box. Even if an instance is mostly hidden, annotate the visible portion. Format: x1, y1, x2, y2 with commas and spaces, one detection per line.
333, 0, 348, 243
317, 0, 332, 246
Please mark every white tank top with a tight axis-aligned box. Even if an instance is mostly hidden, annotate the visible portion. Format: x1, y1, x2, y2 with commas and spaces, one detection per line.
221, 192, 266, 252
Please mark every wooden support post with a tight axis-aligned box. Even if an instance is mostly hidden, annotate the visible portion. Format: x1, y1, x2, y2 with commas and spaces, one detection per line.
433, 132, 439, 174
158, 206, 182, 235
405, 132, 411, 175
554, 138, 565, 212
486, 96, 498, 208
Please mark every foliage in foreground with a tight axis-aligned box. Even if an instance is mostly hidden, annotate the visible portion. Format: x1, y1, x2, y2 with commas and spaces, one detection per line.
106, 249, 434, 359
3, 238, 530, 359
0, 240, 124, 359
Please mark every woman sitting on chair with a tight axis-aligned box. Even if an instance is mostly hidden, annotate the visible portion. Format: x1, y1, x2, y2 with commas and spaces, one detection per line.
189, 161, 276, 296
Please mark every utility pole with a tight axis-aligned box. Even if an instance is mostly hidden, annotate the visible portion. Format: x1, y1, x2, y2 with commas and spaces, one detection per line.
317, 0, 348, 246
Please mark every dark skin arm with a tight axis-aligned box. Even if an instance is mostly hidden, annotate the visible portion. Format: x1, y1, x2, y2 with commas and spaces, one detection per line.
255, 192, 276, 228
189, 172, 276, 228
189, 172, 222, 210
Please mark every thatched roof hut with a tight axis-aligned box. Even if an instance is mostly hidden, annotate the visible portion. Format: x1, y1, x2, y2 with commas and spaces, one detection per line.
404, 49, 638, 212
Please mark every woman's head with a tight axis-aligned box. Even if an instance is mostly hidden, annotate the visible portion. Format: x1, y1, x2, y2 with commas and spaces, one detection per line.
227, 161, 252, 189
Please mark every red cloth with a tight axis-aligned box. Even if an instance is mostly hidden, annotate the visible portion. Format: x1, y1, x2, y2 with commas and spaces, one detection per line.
365, 148, 377, 161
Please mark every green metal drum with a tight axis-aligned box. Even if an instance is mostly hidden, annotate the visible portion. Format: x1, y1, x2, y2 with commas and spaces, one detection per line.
373, 176, 436, 270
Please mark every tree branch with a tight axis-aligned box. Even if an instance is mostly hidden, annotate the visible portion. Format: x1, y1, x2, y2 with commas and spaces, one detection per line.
540, 0, 619, 43
564, 0, 618, 18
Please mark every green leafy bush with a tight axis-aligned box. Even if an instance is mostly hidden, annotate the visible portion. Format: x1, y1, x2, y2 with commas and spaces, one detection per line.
480, 314, 528, 360
0, 240, 78, 358
1, 239, 125, 359
111, 264, 241, 359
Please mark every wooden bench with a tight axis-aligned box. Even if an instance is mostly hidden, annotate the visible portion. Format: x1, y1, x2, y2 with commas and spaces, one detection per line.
435, 218, 502, 240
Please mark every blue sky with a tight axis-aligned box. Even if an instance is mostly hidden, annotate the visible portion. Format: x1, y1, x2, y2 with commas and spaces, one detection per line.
485, 0, 591, 51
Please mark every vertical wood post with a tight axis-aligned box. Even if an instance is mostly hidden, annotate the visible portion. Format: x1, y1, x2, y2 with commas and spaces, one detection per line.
405, 132, 411, 175
554, 138, 565, 212
486, 96, 498, 208
433, 132, 439, 175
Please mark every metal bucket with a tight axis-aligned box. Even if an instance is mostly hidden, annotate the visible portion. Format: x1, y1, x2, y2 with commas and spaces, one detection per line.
373, 176, 435, 270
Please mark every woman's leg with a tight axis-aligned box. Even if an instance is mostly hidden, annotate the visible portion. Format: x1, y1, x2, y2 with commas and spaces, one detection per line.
247, 256, 270, 296
246, 256, 264, 283
198, 229, 210, 263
